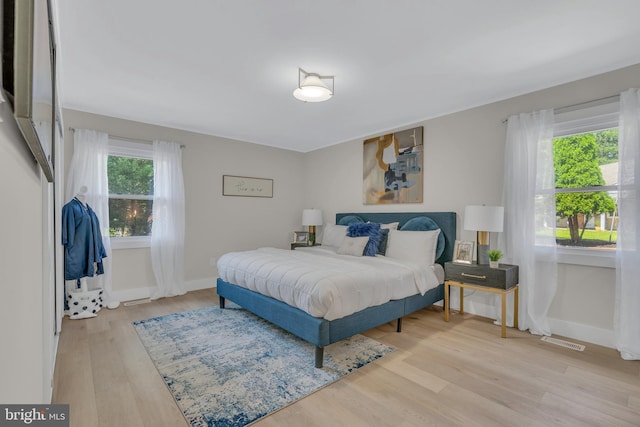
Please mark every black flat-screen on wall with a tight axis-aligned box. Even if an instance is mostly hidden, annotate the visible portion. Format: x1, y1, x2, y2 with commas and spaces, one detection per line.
2, 0, 55, 182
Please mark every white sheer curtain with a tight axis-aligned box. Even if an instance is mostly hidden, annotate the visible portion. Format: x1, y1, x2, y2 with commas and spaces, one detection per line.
499, 109, 557, 335
615, 88, 640, 360
65, 129, 117, 307
150, 140, 186, 299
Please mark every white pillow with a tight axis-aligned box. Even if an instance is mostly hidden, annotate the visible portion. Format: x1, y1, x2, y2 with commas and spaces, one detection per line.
385, 229, 441, 267
381, 221, 400, 230
368, 221, 399, 230
322, 224, 347, 247
337, 236, 369, 257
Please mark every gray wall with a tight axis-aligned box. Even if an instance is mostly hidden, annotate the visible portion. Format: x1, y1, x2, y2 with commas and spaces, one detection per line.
63, 63, 640, 346
3, 63, 639, 405
0, 104, 50, 402
305, 62, 640, 347
62, 110, 308, 301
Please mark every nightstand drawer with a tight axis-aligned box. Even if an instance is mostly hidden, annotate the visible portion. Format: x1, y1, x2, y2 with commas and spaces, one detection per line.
445, 262, 519, 289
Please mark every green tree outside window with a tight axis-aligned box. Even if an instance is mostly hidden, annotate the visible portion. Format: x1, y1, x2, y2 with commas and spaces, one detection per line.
107, 156, 154, 237
553, 130, 617, 245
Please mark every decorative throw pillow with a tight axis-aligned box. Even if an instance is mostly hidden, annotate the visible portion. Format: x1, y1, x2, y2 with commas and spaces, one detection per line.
337, 215, 365, 226
377, 228, 390, 255
400, 216, 445, 261
321, 224, 347, 247
337, 236, 369, 256
385, 229, 441, 267
347, 222, 382, 257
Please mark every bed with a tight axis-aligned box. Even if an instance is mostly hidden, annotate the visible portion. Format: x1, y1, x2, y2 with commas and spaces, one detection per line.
216, 211, 456, 367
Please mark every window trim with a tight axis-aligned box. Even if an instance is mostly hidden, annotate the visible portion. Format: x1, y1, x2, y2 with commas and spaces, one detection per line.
110, 235, 151, 250
556, 247, 616, 268
536, 99, 619, 266
553, 96, 619, 137
534, 245, 616, 268
109, 194, 153, 201
108, 138, 153, 249
109, 138, 153, 160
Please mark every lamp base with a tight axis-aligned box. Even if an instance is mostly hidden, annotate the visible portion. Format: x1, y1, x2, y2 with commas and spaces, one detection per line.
477, 231, 490, 265
308, 225, 316, 246
477, 244, 489, 265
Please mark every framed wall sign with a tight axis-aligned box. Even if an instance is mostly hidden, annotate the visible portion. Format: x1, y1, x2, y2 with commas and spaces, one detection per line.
223, 175, 273, 198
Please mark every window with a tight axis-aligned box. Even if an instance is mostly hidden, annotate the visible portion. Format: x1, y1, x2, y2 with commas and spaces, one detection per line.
108, 139, 153, 248
553, 129, 618, 250
548, 98, 619, 258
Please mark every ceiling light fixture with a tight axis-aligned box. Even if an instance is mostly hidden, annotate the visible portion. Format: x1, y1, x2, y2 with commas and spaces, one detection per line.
293, 68, 334, 102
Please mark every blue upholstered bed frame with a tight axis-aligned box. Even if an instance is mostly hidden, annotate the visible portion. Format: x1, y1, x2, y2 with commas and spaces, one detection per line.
216, 211, 457, 368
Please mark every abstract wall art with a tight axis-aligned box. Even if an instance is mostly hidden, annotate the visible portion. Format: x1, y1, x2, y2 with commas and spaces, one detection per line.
363, 126, 424, 204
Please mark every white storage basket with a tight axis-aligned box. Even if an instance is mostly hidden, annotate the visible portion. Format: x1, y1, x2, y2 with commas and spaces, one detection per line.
67, 287, 103, 319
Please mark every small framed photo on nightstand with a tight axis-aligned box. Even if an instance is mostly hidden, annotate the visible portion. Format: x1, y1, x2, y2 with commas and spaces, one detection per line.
453, 240, 475, 264
293, 231, 309, 245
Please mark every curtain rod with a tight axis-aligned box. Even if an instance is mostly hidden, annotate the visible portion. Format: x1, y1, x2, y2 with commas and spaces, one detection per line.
554, 94, 620, 115
68, 127, 185, 148
502, 94, 620, 123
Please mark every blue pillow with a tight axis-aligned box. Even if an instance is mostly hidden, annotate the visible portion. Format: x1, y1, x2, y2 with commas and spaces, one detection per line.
400, 216, 445, 260
377, 228, 390, 255
337, 215, 365, 226
347, 222, 382, 256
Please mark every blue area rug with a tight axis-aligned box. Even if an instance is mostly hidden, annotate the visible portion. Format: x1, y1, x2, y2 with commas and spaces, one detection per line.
133, 305, 394, 426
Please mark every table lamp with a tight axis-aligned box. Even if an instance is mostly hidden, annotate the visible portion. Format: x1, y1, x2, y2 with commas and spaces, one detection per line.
463, 205, 504, 265
302, 209, 323, 245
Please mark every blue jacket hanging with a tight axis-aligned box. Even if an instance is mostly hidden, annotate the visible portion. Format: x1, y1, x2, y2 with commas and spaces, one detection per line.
62, 198, 107, 280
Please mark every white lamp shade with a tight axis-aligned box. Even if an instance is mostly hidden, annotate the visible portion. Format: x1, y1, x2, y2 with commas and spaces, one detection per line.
302, 208, 323, 226
293, 75, 333, 102
463, 205, 504, 232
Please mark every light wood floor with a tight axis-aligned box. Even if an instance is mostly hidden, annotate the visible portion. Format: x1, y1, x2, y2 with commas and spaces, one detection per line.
52, 288, 640, 427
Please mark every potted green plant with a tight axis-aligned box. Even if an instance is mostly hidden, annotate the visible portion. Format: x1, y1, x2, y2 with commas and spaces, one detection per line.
487, 249, 503, 268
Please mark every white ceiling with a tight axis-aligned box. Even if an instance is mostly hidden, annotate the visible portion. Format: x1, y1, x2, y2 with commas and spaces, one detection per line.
53, 0, 640, 152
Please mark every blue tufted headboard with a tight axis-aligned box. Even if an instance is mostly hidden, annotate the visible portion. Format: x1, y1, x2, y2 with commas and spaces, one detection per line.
335, 212, 457, 266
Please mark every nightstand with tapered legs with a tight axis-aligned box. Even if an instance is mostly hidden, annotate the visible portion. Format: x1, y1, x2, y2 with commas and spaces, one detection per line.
444, 262, 519, 338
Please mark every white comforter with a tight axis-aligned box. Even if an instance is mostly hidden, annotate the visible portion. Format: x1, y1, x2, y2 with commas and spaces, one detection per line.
217, 246, 441, 321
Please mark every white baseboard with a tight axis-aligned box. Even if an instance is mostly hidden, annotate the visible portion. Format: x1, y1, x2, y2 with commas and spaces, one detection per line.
185, 278, 216, 292
111, 278, 215, 304
112, 286, 156, 304
447, 293, 501, 321
447, 293, 615, 349
548, 318, 615, 349
110, 281, 615, 350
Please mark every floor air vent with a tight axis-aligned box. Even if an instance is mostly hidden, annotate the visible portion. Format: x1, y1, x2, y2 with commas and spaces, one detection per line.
123, 298, 151, 307
541, 336, 585, 351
